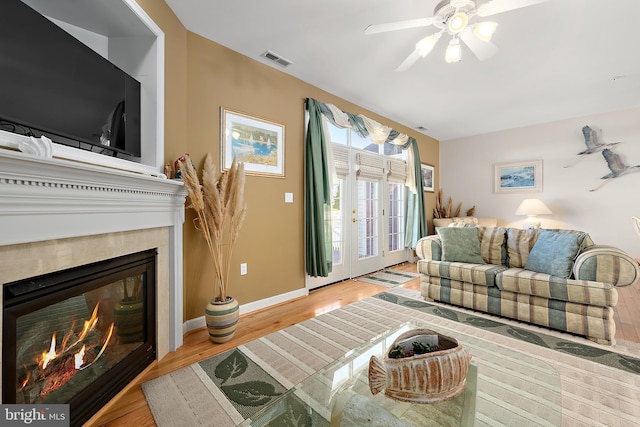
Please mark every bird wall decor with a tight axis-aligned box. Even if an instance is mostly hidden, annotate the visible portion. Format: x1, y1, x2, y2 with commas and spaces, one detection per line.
590, 148, 640, 192
564, 125, 620, 167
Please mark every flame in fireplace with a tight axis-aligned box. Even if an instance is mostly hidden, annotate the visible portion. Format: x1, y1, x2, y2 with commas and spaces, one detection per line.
79, 302, 100, 341
74, 345, 86, 370
40, 333, 58, 369
21, 302, 117, 398
19, 368, 31, 390
78, 323, 115, 371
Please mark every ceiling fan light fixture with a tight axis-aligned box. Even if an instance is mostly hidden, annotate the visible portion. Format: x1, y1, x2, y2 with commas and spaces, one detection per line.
473, 21, 498, 42
445, 37, 462, 63
415, 34, 440, 57
447, 11, 468, 33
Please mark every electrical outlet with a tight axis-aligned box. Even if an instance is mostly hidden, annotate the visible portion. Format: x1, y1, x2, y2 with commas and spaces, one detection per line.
240, 263, 247, 275
285, 192, 293, 203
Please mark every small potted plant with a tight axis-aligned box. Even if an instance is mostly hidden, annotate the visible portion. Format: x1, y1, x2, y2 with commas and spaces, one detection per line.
178, 154, 247, 343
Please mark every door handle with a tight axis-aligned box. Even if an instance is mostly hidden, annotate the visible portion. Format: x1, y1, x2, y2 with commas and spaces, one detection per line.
352, 218, 358, 223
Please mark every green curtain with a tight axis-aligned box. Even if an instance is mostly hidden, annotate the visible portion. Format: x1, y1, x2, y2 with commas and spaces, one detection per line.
305, 99, 333, 277
405, 138, 427, 247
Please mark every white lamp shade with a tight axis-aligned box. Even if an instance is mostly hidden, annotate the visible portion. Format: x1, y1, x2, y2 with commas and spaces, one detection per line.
445, 38, 462, 63
515, 199, 552, 229
515, 199, 552, 216
448, 12, 469, 34
416, 34, 439, 57
473, 21, 498, 42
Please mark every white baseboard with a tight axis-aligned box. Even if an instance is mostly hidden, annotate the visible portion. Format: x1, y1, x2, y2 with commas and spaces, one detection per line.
182, 287, 309, 335
183, 315, 206, 334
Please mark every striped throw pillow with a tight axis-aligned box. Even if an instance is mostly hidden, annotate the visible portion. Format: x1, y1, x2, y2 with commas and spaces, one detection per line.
506, 228, 539, 268
478, 226, 507, 265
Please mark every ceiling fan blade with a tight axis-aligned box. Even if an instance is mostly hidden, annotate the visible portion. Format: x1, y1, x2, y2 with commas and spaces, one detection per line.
395, 49, 422, 72
459, 29, 498, 61
477, 0, 551, 17
365, 17, 434, 35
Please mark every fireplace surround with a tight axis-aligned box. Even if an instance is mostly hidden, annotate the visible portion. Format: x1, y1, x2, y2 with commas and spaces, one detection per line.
0, 147, 187, 420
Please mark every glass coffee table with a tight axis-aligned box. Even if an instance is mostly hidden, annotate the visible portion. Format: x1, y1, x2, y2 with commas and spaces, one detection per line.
243, 322, 561, 426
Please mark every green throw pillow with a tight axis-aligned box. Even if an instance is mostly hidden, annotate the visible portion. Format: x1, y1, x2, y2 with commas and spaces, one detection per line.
437, 227, 486, 264
524, 229, 582, 278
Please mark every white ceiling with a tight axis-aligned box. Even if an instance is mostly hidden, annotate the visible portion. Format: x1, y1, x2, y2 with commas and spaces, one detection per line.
164, 0, 640, 141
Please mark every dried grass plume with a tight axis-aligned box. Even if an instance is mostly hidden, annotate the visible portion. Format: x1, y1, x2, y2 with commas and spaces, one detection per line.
178, 154, 247, 302
433, 189, 475, 219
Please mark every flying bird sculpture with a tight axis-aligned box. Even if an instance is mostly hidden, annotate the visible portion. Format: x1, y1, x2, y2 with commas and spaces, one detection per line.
590, 149, 640, 192
564, 125, 620, 167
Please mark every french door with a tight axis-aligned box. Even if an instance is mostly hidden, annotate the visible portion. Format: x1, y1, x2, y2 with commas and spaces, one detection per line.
307, 144, 409, 289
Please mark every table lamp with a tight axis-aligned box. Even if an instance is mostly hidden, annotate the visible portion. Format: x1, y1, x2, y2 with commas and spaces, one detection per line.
515, 198, 552, 229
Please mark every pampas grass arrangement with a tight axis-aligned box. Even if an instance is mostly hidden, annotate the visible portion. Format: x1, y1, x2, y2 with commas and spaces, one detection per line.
433, 189, 475, 219
178, 154, 247, 302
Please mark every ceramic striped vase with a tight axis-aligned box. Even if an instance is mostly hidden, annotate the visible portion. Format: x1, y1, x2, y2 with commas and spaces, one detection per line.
205, 297, 239, 343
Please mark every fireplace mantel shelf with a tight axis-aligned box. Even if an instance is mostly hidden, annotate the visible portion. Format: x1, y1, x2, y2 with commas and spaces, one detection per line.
0, 149, 187, 247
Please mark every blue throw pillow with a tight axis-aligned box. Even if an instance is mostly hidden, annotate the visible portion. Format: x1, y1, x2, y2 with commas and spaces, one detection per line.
437, 227, 486, 264
524, 229, 582, 278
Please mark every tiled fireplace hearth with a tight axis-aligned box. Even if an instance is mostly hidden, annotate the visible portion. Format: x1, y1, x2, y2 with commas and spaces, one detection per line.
0, 149, 187, 410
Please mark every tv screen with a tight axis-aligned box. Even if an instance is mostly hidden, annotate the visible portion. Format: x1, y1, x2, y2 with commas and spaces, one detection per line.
0, 0, 141, 158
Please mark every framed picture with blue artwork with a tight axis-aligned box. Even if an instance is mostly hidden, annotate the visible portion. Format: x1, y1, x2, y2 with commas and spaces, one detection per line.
221, 108, 285, 177
494, 160, 542, 193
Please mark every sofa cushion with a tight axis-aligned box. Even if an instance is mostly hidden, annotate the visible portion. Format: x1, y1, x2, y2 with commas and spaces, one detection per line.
437, 227, 485, 264
496, 268, 618, 307
433, 217, 498, 228
418, 260, 507, 287
525, 229, 582, 278
506, 228, 592, 268
478, 226, 507, 265
506, 228, 538, 268
451, 216, 479, 225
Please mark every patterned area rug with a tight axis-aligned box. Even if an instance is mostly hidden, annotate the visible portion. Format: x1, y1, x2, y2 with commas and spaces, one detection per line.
356, 269, 419, 287
142, 288, 640, 426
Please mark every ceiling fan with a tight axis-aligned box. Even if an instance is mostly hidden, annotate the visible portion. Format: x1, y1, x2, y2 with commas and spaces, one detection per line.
365, 0, 550, 71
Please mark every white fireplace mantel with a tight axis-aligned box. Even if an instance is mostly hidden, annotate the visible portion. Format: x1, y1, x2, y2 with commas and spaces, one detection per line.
0, 149, 188, 351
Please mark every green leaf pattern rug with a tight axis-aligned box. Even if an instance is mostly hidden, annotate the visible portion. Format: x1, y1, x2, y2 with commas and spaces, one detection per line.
143, 286, 640, 426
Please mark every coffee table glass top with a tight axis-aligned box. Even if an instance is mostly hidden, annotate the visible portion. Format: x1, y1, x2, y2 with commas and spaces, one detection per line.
243, 321, 562, 426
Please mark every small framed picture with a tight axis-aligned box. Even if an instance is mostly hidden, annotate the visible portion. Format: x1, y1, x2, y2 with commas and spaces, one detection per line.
221, 108, 285, 177
494, 160, 542, 193
420, 163, 435, 192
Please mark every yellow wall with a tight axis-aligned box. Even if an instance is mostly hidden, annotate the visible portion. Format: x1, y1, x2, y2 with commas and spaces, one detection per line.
138, 1, 439, 321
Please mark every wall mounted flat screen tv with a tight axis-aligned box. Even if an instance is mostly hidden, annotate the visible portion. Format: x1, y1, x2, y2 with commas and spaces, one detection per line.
0, 0, 141, 158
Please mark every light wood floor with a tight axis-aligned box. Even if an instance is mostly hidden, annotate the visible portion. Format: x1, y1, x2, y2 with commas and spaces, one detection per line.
89, 262, 640, 426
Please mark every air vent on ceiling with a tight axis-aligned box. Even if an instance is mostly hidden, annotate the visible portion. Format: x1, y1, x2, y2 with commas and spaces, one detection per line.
261, 50, 293, 68
416, 126, 430, 132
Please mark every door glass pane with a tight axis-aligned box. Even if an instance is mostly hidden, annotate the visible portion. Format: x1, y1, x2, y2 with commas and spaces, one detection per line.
330, 179, 344, 265
388, 183, 405, 252
357, 180, 378, 259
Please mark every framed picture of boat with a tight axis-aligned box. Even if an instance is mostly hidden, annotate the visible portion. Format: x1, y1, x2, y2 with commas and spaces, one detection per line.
221, 108, 285, 177
494, 160, 542, 193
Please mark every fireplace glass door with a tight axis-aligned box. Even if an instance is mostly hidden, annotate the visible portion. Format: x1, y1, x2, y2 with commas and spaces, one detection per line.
3, 249, 156, 426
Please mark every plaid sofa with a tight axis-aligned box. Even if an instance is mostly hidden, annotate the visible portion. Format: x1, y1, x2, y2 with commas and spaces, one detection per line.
416, 227, 640, 345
